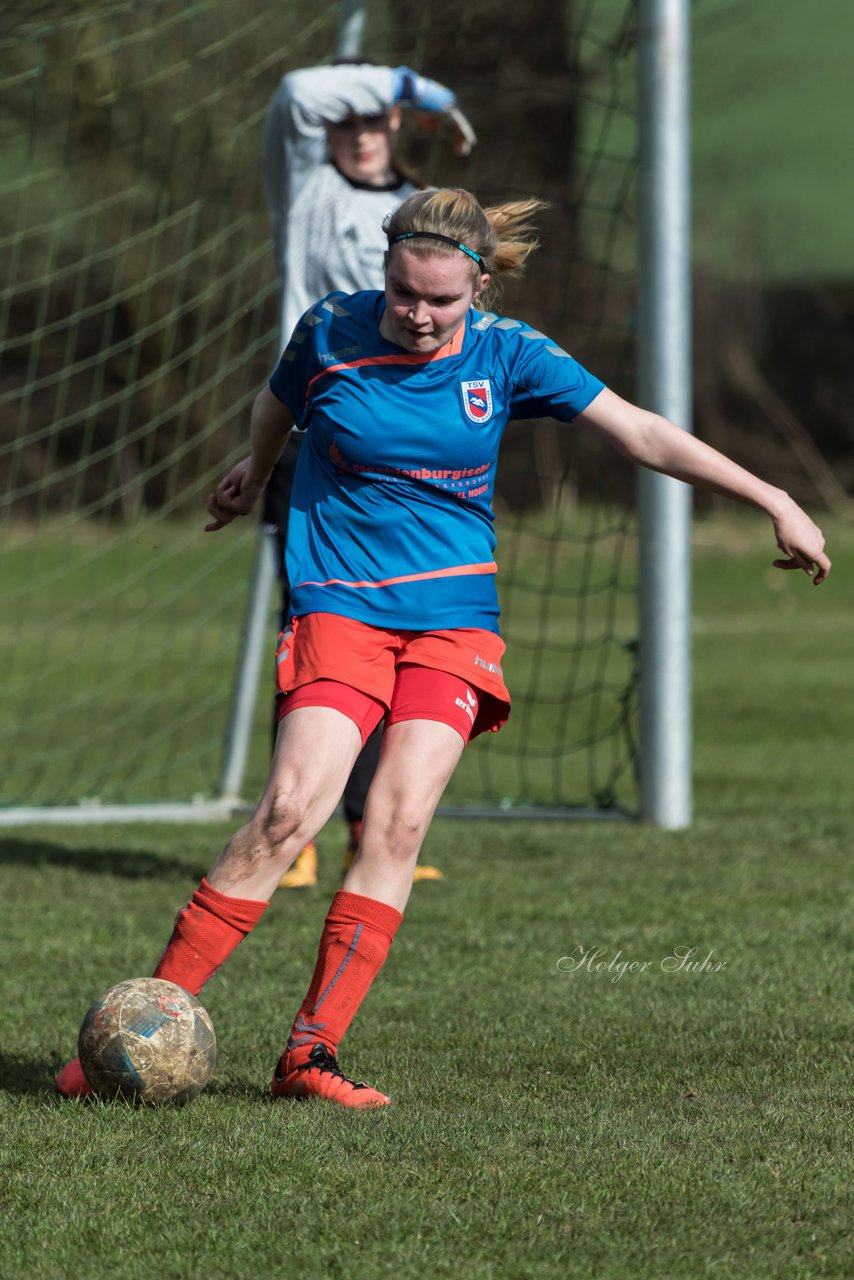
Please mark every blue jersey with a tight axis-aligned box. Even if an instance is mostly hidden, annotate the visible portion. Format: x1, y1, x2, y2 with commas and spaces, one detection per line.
269, 290, 605, 633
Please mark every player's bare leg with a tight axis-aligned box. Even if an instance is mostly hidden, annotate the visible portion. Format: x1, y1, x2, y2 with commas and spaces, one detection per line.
272, 719, 465, 1107
208, 705, 363, 900
343, 718, 464, 910
58, 707, 362, 1099
339, 724, 445, 884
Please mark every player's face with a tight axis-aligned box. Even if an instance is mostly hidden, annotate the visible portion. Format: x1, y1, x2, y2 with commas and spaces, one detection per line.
382, 248, 489, 353
327, 109, 401, 187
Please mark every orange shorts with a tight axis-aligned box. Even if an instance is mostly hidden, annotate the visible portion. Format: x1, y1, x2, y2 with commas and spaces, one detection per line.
274, 613, 511, 740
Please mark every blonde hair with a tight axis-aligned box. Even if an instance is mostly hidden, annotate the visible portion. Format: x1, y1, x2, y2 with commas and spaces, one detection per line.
383, 188, 546, 309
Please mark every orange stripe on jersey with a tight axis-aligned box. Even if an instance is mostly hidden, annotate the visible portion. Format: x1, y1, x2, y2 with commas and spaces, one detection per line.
306, 320, 466, 400
294, 560, 497, 592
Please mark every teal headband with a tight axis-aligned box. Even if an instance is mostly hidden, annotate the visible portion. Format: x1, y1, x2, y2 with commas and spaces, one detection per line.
391, 231, 485, 270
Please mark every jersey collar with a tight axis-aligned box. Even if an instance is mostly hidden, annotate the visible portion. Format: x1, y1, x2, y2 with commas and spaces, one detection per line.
331, 162, 408, 194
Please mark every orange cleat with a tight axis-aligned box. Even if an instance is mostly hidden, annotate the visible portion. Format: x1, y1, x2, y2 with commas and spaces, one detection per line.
279, 842, 318, 890
271, 1042, 390, 1108
413, 864, 444, 882
55, 1056, 95, 1099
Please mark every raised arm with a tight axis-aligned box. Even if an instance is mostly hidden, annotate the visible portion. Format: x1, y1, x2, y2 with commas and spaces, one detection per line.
264, 64, 397, 262
263, 62, 476, 266
578, 387, 831, 583
205, 387, 295, 532
264, 65, 384, 269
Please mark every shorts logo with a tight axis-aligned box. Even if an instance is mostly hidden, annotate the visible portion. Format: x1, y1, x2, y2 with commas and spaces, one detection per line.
474, 654, 502, 676
454, 687, 478, 725
455, 697, 475, 723
461, 379, 494, 425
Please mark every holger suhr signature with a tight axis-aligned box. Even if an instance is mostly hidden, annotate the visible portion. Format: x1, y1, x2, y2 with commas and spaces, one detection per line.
557, 945, 727, 982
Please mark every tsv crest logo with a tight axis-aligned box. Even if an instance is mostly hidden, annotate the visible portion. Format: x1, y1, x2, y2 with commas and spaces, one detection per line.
460, 379, 494, 425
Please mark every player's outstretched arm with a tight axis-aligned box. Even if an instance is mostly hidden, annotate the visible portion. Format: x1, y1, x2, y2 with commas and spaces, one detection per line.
205, 388, 295, 532
578, 387, 831, 584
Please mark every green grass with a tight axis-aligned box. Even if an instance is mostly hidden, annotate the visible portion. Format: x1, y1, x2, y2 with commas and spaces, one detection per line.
1, 512, 851, 1278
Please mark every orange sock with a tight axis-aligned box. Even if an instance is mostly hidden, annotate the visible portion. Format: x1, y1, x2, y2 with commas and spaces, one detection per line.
285, 891, 403, 1067
153, 877, 268, 997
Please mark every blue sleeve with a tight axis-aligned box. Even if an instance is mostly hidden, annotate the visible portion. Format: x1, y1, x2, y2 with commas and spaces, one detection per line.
268, 308, 320, 426
270, 290, 367, 426
508, 331, 605, 422
269, 351, 306, 423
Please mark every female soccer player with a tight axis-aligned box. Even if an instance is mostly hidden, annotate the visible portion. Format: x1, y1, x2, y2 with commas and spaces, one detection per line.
57, 188, 830, 1106
263, 60, 474, 888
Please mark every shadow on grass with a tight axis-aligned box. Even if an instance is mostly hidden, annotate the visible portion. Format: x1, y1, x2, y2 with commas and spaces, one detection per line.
0, 837, 204, 880
0, 1053, 267, 1105
0, 1051, 58, 1097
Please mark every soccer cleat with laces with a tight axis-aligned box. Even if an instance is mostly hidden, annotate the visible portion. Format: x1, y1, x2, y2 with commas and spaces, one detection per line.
55, 1056, 95, 1099
271, 1042, 390, 1108
279, 842, 318, 890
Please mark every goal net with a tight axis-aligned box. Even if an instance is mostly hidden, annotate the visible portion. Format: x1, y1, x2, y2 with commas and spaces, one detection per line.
0, 0, 640, 820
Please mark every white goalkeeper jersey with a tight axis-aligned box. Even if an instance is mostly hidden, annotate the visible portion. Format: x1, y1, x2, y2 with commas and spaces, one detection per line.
263, 64, 417, 345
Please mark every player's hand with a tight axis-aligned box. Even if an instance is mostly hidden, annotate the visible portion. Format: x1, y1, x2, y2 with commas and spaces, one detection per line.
412, 104, 477, 157
205, 458, 265, 532
771, 500, 831, 584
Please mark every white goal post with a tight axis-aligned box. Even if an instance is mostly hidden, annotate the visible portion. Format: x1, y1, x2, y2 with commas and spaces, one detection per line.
0, 0, 692, 828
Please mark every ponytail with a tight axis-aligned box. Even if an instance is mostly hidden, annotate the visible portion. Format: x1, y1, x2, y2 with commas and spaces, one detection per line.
384, 188, 546, 308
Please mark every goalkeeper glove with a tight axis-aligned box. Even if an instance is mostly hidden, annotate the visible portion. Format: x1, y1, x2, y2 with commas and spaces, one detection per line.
394, 67, 456, 113
393, 68, 477, 157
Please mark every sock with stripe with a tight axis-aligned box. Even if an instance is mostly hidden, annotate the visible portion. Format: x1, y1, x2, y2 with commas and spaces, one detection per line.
283, 890, 403, 1070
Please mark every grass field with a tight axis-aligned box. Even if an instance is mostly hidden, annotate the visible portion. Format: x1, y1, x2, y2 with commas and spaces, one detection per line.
0, 513, 851, 1279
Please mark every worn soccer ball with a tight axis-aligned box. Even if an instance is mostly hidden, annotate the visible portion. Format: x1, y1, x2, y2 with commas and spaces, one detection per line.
78, 978, 217, 1105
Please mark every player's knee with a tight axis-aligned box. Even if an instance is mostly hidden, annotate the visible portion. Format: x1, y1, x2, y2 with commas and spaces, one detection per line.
375, 804, 430, 862
255, 784, 307, 851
